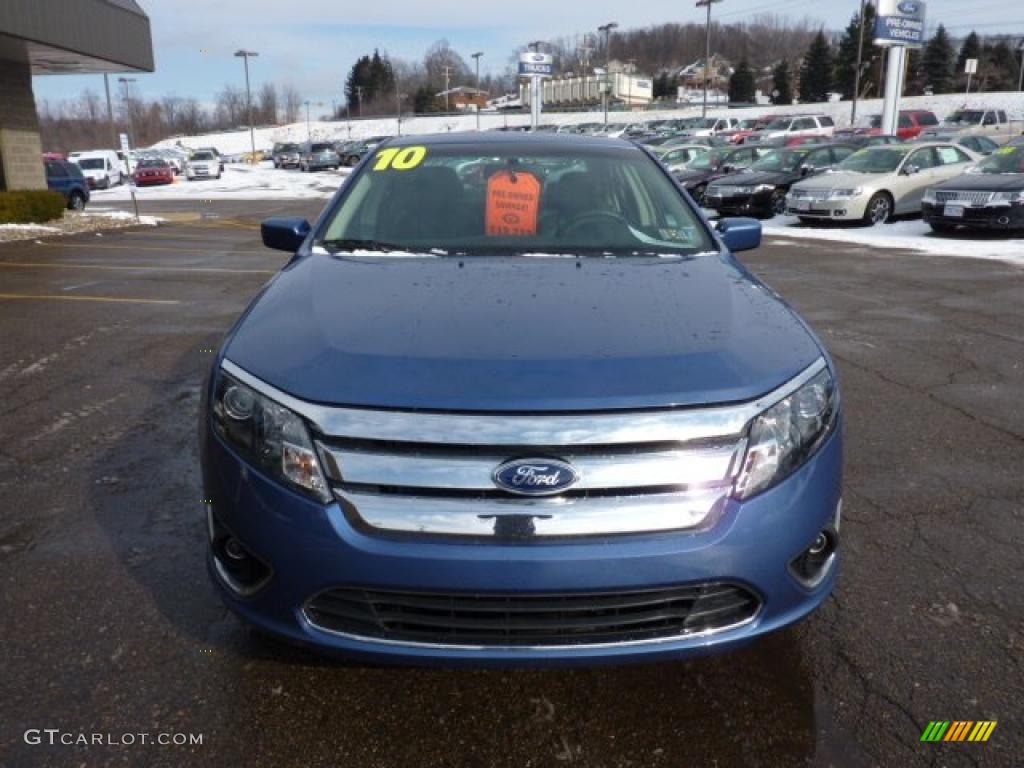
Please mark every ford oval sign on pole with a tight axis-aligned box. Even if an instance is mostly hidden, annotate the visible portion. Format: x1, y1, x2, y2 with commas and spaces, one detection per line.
519, 52, 553, 129
874, 0, 926, 138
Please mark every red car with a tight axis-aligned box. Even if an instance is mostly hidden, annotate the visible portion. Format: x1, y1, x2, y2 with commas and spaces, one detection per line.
726, 117, 774, 144
133, 158, 174, 186
838, 110, 939, 141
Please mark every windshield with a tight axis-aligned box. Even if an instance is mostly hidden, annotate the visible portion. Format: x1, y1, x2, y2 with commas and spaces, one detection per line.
687, 151, 727, 170
838, 147, 908, 173
749, 149, 804, 173
77, 158, 105, 170
311, 143, 334, 152
137, 159, 167, 168
277, 143, 300, 152
945, 110, 984, 125
975, 146, 1024, 174
191, 152, 215, 161
317, 143, 715, 257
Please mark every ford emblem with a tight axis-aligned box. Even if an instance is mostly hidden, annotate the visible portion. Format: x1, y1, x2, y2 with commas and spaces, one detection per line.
897, 1, 918, 13
492, 458, 580, 496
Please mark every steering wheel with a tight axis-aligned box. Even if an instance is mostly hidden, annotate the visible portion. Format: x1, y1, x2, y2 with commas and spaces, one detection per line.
560, 210, 630, 238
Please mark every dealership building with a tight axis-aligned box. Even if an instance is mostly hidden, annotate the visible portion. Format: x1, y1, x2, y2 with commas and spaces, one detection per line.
0, 0, 153, 191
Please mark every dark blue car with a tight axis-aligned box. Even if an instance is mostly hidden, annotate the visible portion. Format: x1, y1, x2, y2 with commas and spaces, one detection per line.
201, 133, 842, 665
45, 159, 90, 210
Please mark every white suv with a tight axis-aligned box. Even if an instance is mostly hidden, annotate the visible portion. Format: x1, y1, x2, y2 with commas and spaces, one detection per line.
748, 115, 835, 144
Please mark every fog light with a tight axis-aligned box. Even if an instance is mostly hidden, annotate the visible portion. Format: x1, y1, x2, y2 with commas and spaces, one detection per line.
224, 537, 247, 561
807, 532, 829, 556
789, 522, 838, 589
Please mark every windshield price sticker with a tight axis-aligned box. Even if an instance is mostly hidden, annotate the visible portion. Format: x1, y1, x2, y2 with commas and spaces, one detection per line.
485, 171, 541, 236
373, 146, 427, 171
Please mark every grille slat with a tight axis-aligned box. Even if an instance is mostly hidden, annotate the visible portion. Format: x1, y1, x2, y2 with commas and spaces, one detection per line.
305, 584, 760, 647
934, 190, 994, 205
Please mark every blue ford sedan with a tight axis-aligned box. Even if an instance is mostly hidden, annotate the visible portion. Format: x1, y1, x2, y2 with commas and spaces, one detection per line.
201, 132, 842, 665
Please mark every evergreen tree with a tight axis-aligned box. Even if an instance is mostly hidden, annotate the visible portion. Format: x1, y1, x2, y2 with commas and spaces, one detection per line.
728, 60, 756, 103
979, 39, 1020, 91
905, 47, 926, 96
799, 31, 834, 104
772, 61, 793, 104
343, 49, 396, 113
957, 31, 981, 73
834, 4, 881, 100
922, 24, 955, 93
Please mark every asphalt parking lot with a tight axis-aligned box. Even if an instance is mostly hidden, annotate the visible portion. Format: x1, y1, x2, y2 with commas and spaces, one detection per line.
1, 200, 1021, 768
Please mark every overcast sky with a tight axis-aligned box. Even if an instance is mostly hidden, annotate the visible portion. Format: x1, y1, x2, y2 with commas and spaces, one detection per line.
32, 0, 1023, 109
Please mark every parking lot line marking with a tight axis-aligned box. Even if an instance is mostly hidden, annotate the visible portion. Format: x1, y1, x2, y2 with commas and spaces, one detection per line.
0, 261, 276, 275
31, 242, 267, 255
0, 293, 180, 305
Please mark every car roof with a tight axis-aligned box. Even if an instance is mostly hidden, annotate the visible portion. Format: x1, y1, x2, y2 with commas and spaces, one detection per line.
382, 131, 639, 152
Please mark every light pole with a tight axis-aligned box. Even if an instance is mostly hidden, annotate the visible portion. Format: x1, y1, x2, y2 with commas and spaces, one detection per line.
695, 0, 722, 118
304, 100, 311, 141
851, 0, 867, 124
117, 77, 137, 154
598, 22, 618, 126
234, 49, 258, 163
103, 73, 117, 148
472, 52, 484, 130
1017, 40, 1024, 92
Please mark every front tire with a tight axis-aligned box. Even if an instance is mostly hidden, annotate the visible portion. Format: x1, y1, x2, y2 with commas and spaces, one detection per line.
68, 191, 86, 211
691, 183, 707, 206
863, 192, 893, 225
770, 189, 787, 217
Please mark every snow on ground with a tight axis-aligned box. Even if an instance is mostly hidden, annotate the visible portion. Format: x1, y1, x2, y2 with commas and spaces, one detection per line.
0, 223, 61, 232
82, 210, 164, 226
88, 161, 350, 202
150, 91, 1024, 156
764, 217, 1024, 267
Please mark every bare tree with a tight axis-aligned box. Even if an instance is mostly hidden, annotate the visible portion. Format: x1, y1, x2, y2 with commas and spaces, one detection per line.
281, 83, 302, 123
257, 82, 278, 125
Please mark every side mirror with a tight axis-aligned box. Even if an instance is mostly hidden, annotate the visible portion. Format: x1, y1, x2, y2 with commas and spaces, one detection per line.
261, 217, 311, 252
716, 217, 762, 253
903, 164, 919, 175
800, 165, 813, 176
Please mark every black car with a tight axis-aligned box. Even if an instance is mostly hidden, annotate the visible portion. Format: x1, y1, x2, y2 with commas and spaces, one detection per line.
339, 136, 391, 166
922, 145, 1024, 233
704, 144, 856, 218
672, 146, 768, 204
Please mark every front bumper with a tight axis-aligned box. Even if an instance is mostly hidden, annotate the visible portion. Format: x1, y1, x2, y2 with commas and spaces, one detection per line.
201, 413, 843, 666
705, 189, 775, 217
786, 195, 867, 221
922, 202, 1024, 230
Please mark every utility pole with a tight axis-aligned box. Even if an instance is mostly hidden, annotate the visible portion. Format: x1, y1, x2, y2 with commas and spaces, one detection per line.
598, 22, 618, 126
695, 0, 722, 119
471, 52, 484, 130
103, 73, 116, 148
442, 65, 453, 112
851, 0, 867, 124
234, 50, 258, 163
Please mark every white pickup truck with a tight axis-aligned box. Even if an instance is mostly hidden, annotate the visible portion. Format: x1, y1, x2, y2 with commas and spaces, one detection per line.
924, 108, 1023, 145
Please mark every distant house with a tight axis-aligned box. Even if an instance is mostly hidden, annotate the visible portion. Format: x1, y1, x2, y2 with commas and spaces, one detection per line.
676, 55, 734, 89
435, 86, 489, 111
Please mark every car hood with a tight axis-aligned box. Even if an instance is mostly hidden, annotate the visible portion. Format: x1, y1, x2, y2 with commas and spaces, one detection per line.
224, 254, 823, 412
711, 170, 791, 187
675, 169, 714, 184
794, 170, 883, 190
933, 173, 1024, 191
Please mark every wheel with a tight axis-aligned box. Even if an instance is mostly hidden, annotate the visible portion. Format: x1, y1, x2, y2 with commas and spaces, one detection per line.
67, 191, 86, 211
691, 184, 707, 206
863, 192, 893, 225
768, 189, 788, 217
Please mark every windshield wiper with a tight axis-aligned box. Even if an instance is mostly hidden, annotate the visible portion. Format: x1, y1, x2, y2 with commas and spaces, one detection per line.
320, 238, 407, 253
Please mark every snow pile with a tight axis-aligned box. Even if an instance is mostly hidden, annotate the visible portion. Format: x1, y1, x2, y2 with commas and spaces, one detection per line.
764, 217, 1024, 267
150, 91, 1024, 156
89, 162, 351, 202
83, 210, 164, 226
0, 223, 60, 232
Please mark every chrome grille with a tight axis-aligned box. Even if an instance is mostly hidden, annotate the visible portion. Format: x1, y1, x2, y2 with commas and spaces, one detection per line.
789, 188, 829, 201
934, 190, 994, 206
220, 358, 826, 539
304, 583, 761, 648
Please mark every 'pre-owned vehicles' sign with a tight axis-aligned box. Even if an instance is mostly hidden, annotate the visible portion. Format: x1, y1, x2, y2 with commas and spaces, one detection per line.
873, 0, 926, 47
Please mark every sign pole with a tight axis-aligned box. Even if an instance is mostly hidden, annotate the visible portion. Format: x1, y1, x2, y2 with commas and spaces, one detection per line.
873, 0, 926, 137
119, 132, 140, 223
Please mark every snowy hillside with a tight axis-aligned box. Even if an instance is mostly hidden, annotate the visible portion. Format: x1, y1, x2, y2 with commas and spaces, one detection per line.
152, 91, 1024, 155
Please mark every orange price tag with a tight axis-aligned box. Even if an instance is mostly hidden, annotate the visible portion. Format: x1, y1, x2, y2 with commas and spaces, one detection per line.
485, 170, 541, 236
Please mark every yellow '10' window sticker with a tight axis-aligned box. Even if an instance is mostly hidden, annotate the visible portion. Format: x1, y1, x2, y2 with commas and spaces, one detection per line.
373, 146, 427, 171
995, 146, 1017, 155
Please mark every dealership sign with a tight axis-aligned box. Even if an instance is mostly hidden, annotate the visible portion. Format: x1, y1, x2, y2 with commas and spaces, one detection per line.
874, 0, 926, 47
518, 52, 553, 77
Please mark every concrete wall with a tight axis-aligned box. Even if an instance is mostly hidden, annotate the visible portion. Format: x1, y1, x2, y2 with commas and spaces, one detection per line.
0, 57, 44, 190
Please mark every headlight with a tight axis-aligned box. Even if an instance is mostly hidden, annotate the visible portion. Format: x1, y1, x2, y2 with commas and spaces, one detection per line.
733, 366, 839, 500
754, 184, 776, 193
992, 190, 1024, 204
212, 370, 329, 502
922, 188, 937, 204
828, 188, 862, 199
